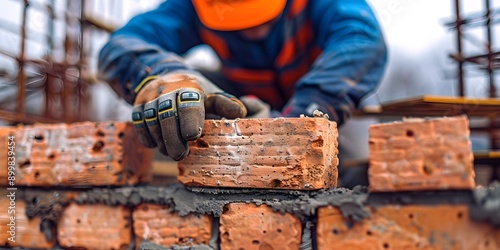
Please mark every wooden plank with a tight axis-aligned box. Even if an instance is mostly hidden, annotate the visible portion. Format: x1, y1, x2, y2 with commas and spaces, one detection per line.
359, 95, 500, 117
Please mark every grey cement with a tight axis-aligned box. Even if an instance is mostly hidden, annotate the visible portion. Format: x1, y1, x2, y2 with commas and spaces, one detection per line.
470, 182, 500, 226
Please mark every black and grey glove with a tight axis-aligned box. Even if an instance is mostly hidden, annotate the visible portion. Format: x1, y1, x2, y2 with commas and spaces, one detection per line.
132, 73, 247, 160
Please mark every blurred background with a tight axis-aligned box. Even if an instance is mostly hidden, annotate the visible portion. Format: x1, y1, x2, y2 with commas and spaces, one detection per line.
0, 0, 498, 185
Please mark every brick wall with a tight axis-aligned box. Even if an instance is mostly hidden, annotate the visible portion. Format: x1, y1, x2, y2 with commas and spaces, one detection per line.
0, 117, 498, 250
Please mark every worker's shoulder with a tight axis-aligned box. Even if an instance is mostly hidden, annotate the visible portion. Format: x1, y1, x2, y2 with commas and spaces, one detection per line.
155, 0, 196, 12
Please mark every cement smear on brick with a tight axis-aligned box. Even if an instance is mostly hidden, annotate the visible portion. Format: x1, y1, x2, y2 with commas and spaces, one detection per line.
12, 189, 69, 242
470, 182, 500, 226
138, 240, 213, 250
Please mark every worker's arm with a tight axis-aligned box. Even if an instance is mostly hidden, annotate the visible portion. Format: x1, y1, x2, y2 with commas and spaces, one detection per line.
283, 0, 387, 126
98, 1, 247, 161
98, 0, 201, 104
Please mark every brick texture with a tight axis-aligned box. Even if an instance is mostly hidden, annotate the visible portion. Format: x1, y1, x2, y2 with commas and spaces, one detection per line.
0, 196, 55, 249
178, 117, 338, 189
58, 203, 131, 250
220, 203, 302, 250
369, 116, 475, 191
133, 204, 212, 247
317, 205, 500, 250
0, 122, 153, 187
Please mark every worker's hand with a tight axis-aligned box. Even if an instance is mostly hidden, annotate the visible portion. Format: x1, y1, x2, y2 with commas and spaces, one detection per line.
132, 73, 247, 161
282, 87, 347, 124
239, 95, 271, 118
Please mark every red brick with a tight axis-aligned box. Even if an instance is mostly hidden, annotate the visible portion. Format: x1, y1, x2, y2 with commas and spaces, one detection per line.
317, 205, 500, 250
220, 203, 302, 250
58, 203, 131, 249
178, 117, 338, 189
133, 204, 212, 247
0, 196, 55, 249
368, 116, 475, 191
0, 122, 153, 187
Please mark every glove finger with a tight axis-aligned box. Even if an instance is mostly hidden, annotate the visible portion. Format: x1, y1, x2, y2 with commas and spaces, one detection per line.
132, 104, 156, 148
240, 95, 271, 118
143, 99, 168, 156
177, 90, 205, 141
158, 94, 189, 161
205, 93, 247, 119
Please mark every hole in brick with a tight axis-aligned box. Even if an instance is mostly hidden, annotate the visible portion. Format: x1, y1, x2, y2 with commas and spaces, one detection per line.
406, 130, 414, 137
262, 230, 267, 234
196, 139, 209, 148
20, 160, 31, 168
47, 153, 55, 160
34, 172, 40, 179
118, 132, 125, 138
311, 138, 324, 147
408, 213, 414, 219
383, 243, 389, 249
34, 134, 44, 141
76, 219, 81, 224
366, 230, 373, 236
369, 140, 375, 145
252, 240, 260, 245
457, 212, 463, 219
423, 164, 433, 175
277, 228, 282, 233
270, 179, 282, 187
332, 229, 339, 235
118, 159, 123, 164
223, 206, 229, 213
96, 130, 105, 137
92, 141, 105, 152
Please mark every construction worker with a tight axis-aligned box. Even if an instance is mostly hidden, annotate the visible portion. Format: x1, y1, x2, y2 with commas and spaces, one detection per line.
98, 0, 387, 161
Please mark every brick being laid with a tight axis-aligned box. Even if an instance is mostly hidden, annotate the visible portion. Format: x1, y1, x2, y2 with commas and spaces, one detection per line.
58, 203, 132, 249
133, 204, 212, 248
220, 203, 302, 250
368, 116, 475, 192
178, 117, 338, 190
0, 122, 153, 187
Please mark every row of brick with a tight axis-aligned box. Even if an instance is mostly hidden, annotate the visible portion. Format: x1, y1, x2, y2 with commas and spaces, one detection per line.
1, 194, 498, 250
0, 115, 476, 192
0, 122, 153, 187
0, 118, 338, 190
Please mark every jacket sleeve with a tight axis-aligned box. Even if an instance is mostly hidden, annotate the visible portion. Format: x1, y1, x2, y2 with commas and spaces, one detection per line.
283, 0, 387, 126
98, 0, 201, 104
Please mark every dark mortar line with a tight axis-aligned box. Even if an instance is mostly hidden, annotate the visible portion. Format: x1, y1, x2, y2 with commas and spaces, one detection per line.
367, 190, 475, 207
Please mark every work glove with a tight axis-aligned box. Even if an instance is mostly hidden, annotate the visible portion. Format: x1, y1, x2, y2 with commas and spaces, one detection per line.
282, 87, 353, 126
132, 72, 247, 161
239, 95, 272, 118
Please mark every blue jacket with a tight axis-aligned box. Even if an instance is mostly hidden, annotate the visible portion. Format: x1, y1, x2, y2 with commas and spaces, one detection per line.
98, 0, 387, 126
